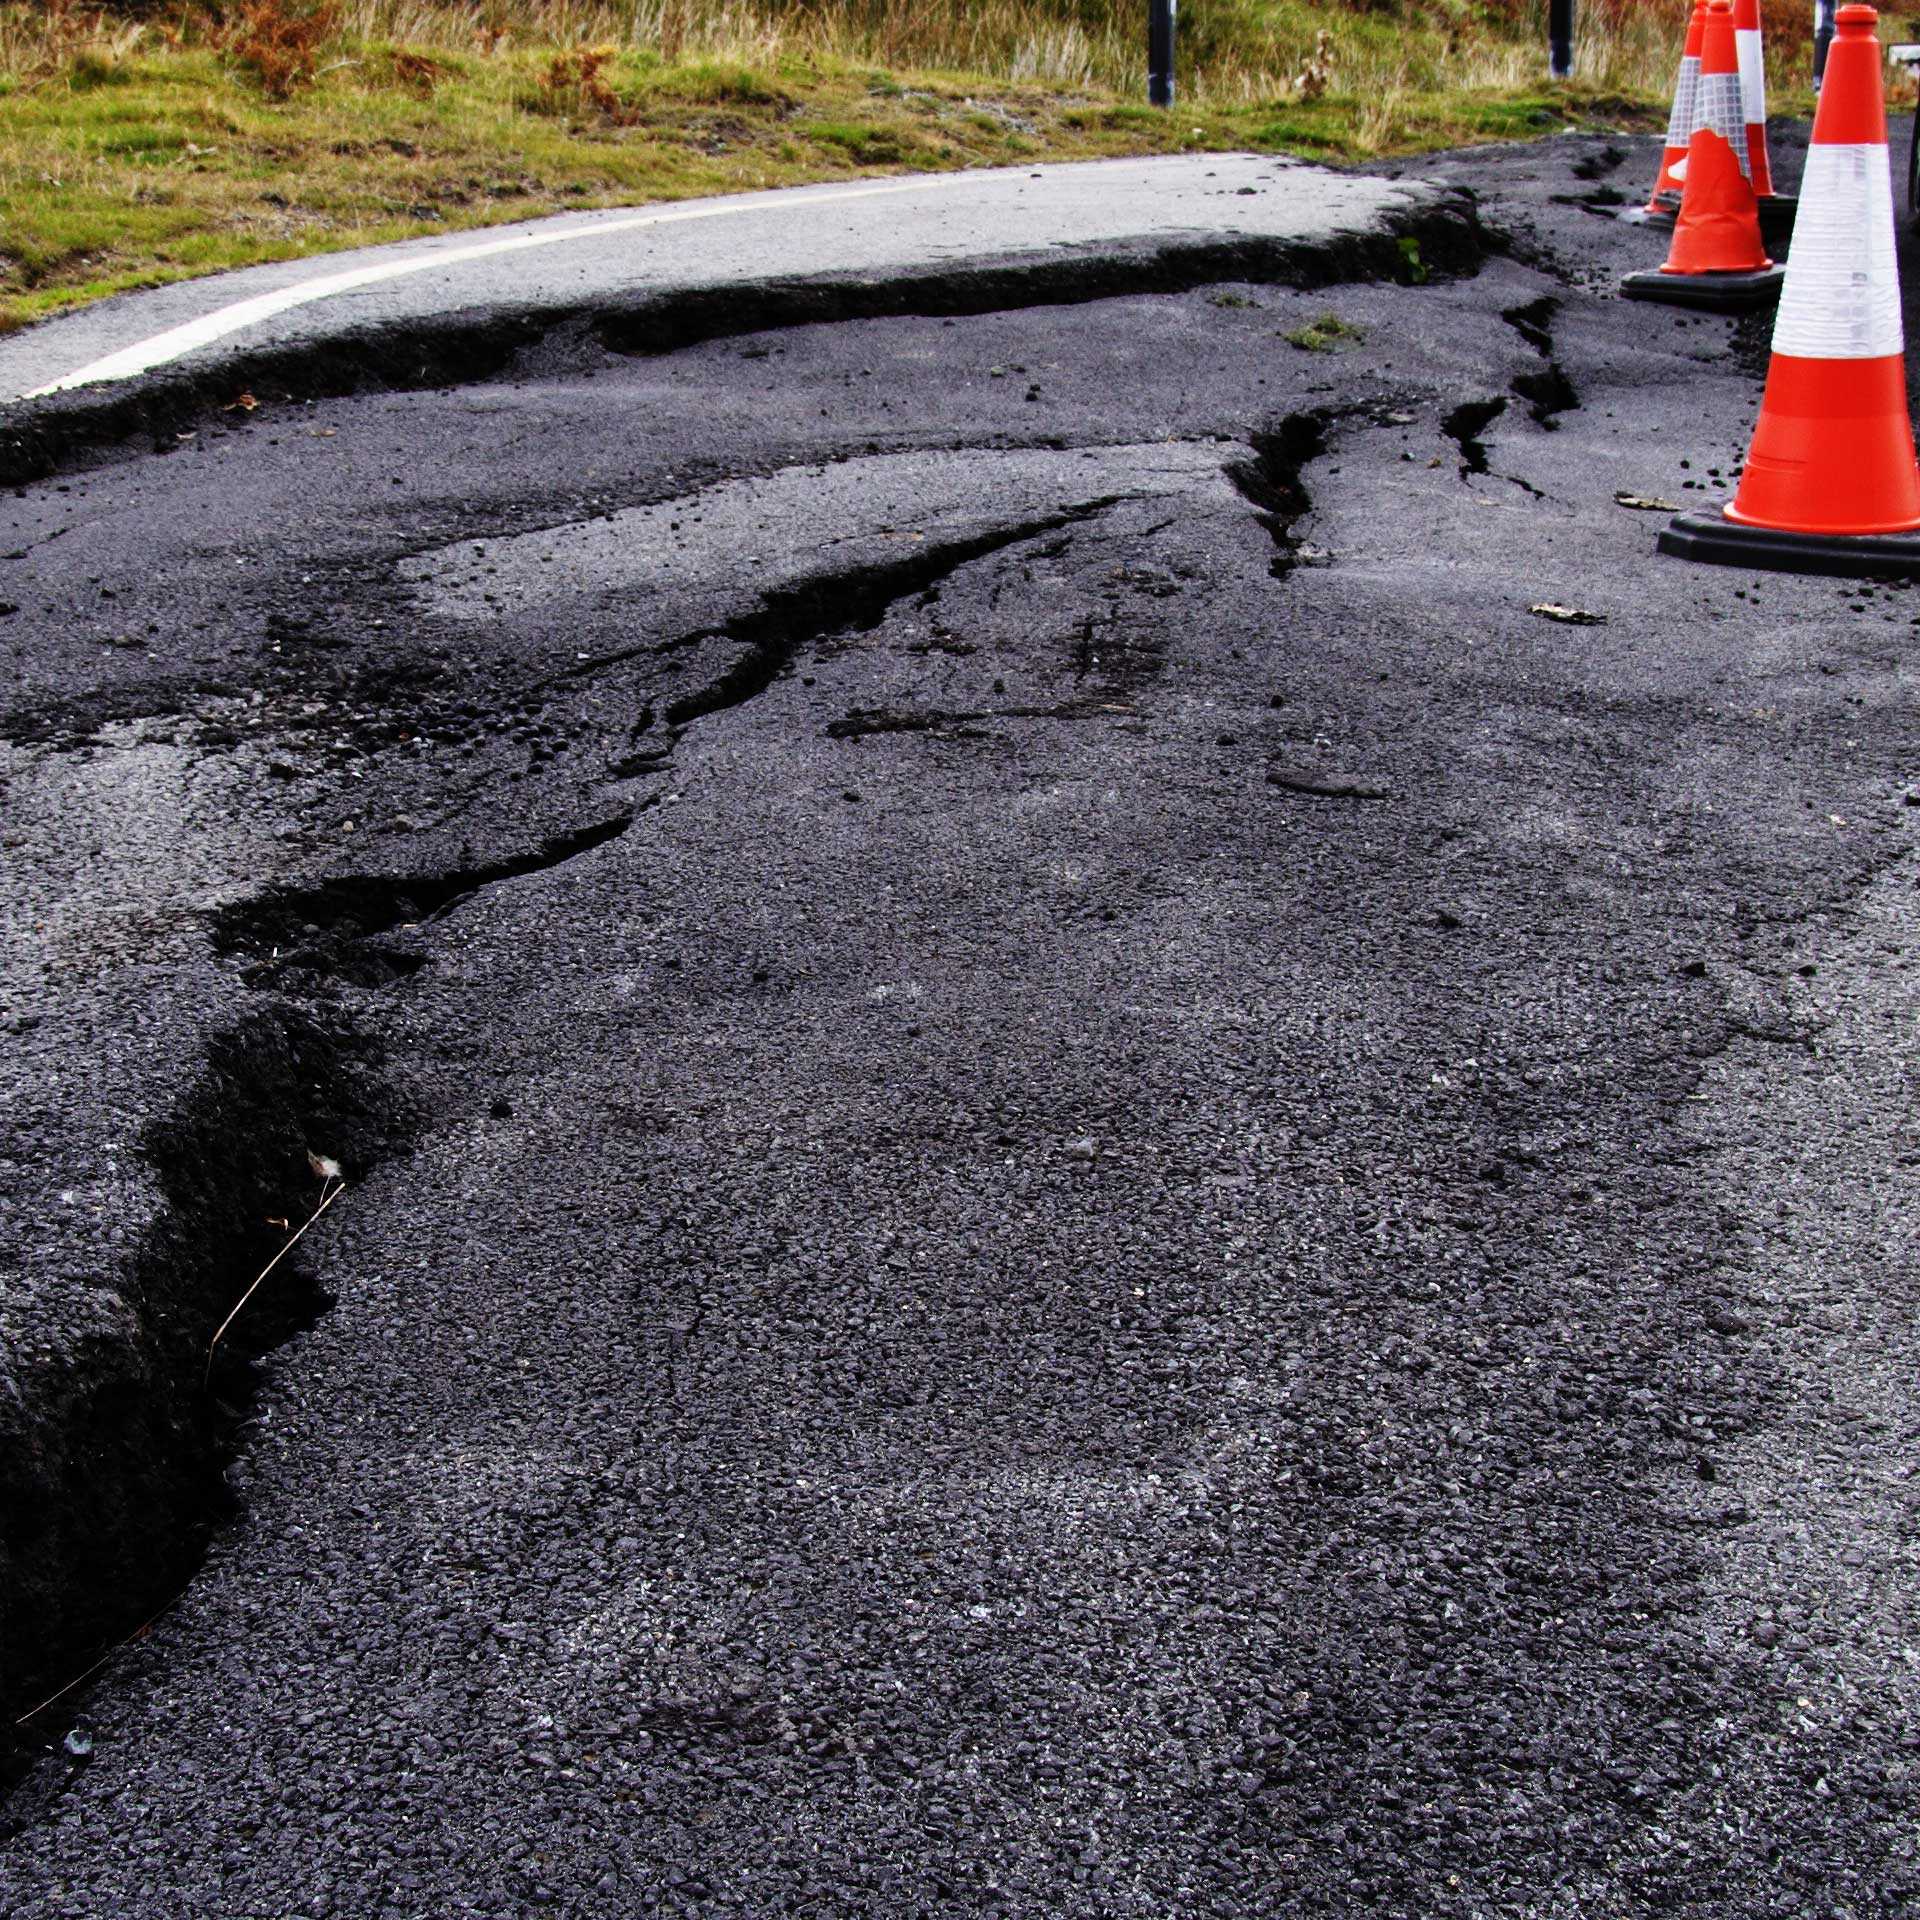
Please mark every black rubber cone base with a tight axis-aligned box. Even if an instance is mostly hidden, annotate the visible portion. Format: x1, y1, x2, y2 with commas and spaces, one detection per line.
1622, 195, 1791, 242
1620, 263, 1785, 311
1660, 505, 1920, 578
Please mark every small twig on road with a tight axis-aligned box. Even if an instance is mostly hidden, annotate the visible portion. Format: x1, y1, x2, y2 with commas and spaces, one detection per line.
204, 1170, 347, 1385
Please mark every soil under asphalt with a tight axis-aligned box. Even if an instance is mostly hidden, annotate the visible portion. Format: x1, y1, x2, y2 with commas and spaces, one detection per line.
2, 126, 1918, 1917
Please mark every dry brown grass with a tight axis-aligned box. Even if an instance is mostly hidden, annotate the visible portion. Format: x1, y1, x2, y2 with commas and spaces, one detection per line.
24, 0, 1726, 105
223, 0, 341, 98
4, 0, 1766, 126
321, 0, 1709, 100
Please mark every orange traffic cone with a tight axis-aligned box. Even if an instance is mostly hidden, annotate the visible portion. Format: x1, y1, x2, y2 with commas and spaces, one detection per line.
1733, 0, 1800, 241
1660, 4, 1920, 574
1623, 0, 1784, 310
1646, 0, 1708, 220
1732, 0, 1775, 192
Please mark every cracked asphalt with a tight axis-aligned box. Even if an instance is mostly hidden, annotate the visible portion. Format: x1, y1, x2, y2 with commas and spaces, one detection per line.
3, 132, 1920, 1917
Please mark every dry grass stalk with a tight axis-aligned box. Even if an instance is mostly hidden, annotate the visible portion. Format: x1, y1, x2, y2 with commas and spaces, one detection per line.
0, 0, 1729, 102
204, 1166, 347, 1384
11, 1596, 181, 1729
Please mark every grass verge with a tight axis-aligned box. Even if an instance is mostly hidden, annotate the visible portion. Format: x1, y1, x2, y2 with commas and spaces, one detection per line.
0, 0, 1830, 336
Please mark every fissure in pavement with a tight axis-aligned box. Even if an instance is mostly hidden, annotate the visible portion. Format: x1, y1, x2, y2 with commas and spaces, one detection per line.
1, 1006, 404, 1805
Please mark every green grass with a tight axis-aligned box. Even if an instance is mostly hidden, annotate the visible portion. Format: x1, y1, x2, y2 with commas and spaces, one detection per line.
1283, 311, 1368, 351
0, 0, 1819, 336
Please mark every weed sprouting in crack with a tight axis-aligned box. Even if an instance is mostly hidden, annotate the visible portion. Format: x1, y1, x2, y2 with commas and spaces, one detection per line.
1226, 411, 1338, 578
1442, 397, 1508, 477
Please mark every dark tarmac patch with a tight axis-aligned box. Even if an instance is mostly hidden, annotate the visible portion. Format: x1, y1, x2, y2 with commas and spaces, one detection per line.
1, 677, 221, 752
825, 706, 990, 741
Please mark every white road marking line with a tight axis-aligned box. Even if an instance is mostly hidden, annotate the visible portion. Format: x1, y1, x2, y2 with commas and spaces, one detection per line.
23, 175, 974, 399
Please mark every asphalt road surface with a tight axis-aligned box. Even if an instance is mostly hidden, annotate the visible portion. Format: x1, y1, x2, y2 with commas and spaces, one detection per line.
4, 133, 1919, 1918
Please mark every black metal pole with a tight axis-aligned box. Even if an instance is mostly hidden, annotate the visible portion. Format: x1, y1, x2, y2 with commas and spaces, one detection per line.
1812, 0, 1837, 88
1149, 0, 1176, 107
1549, 0, 1575, 78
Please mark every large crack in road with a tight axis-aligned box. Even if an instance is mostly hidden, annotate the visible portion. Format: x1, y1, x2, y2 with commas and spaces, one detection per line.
4, 131, 1919, 1915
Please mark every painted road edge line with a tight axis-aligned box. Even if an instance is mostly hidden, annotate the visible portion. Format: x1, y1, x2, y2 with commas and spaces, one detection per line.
20, 175, 973, 401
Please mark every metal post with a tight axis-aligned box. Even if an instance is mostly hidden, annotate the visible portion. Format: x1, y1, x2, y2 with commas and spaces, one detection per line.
1812, 0, 1837, 87
1549, 0, 1575, 78
1149, 0, 1176, 107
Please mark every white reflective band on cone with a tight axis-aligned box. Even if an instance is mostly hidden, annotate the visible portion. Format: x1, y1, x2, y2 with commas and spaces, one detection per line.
1772, 143, 1904, 359
1667, 59, 1700, 145
1696, 71, 1749, 169
1736, 28, 1767, 121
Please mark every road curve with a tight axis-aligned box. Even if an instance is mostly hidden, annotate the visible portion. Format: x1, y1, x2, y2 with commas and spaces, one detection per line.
0, 155, 1449, 405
